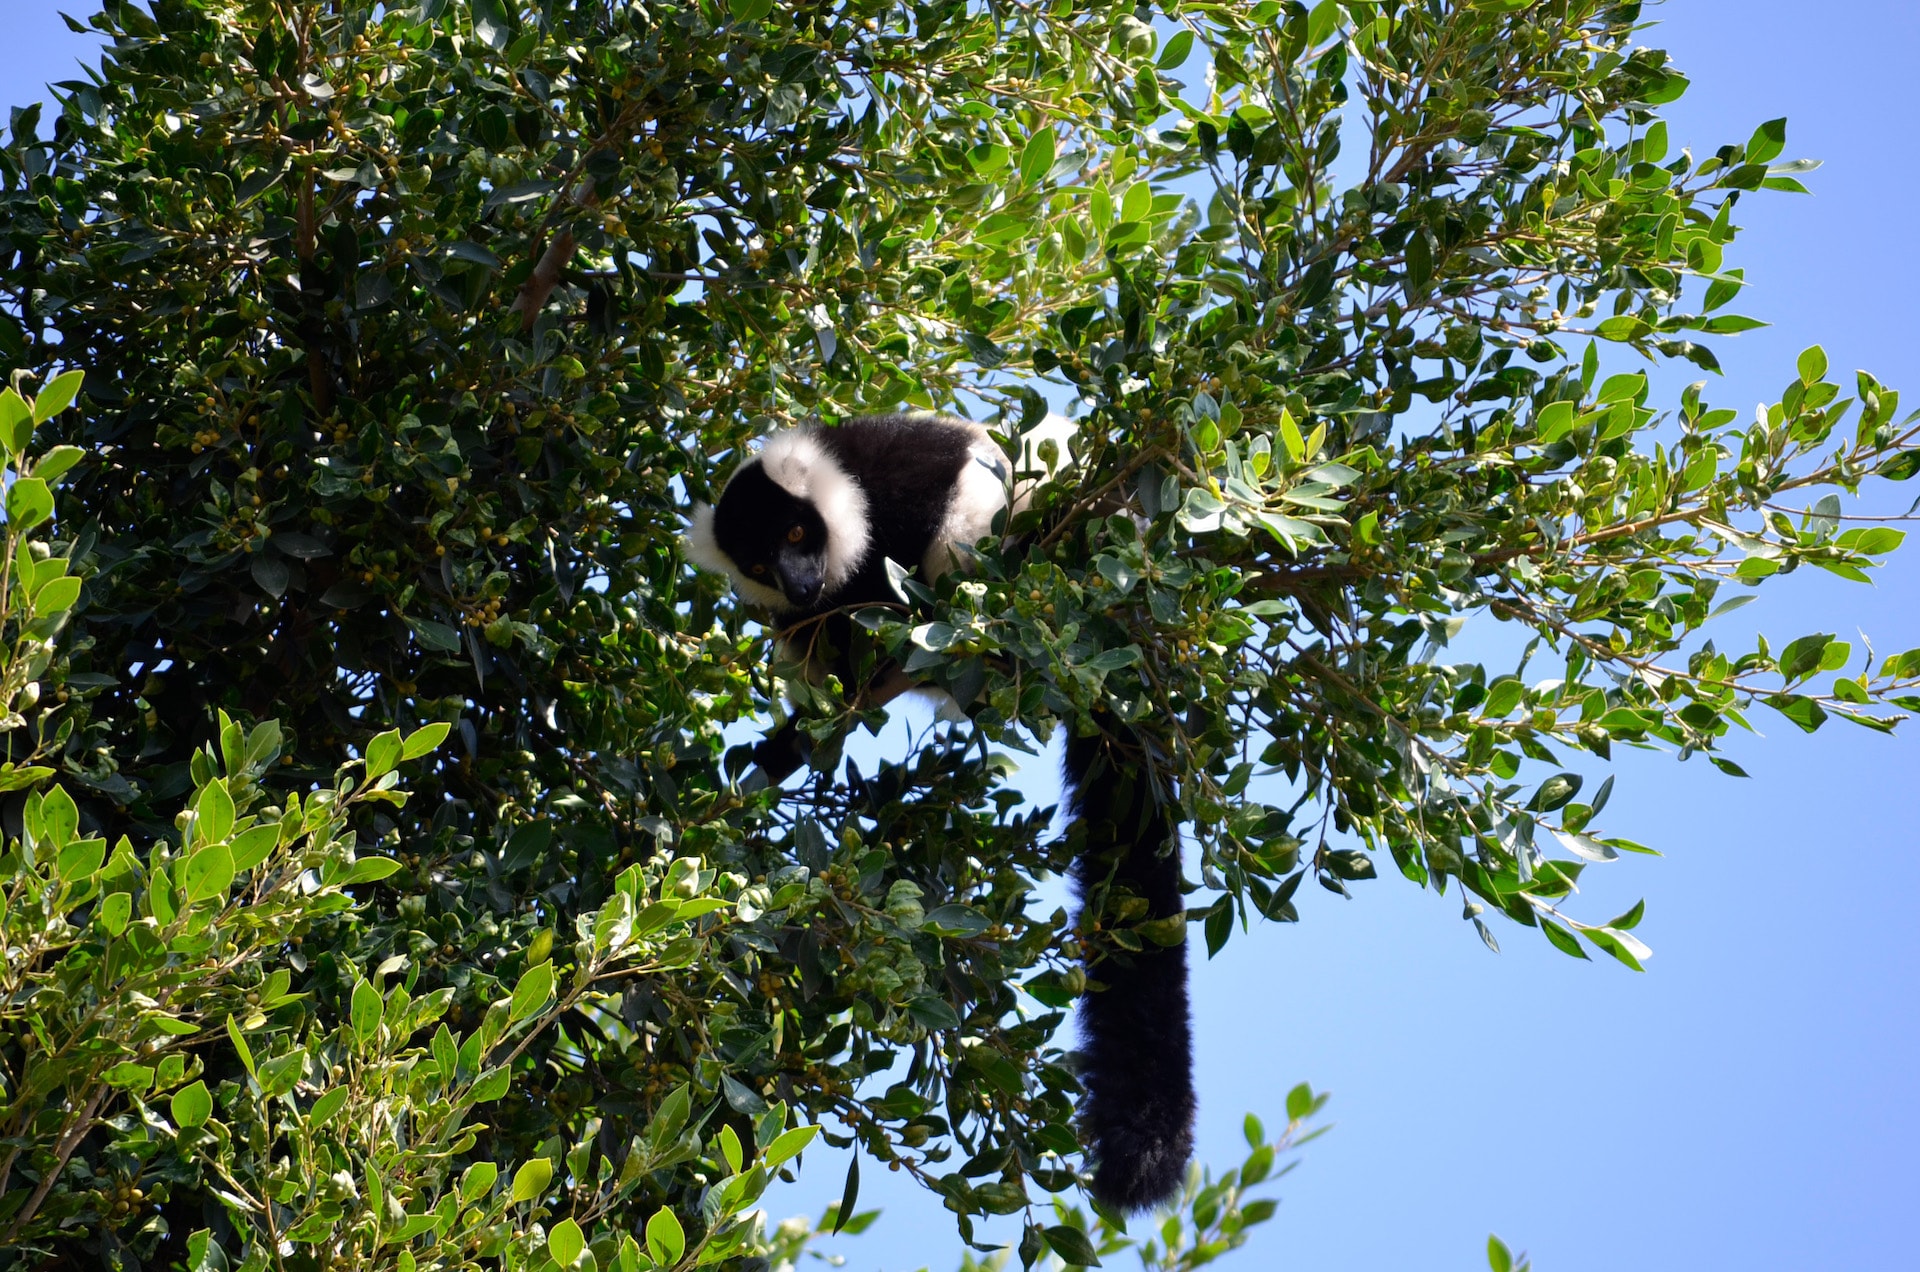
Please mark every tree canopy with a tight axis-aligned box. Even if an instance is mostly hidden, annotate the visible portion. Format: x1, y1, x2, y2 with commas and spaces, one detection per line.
1, 0, 1915, 1269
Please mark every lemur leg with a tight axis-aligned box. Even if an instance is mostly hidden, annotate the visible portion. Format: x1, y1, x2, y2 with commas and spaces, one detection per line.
751, 664, 921, 783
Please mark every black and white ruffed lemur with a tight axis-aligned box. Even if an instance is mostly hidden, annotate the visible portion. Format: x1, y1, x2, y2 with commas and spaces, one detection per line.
684, 412, 1194, 1211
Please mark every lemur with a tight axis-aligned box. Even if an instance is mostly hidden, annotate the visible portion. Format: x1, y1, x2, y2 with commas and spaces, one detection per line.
685, 412, 1193, 1212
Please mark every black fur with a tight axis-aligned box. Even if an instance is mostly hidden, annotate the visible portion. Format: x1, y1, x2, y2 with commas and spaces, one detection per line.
1065, 732, 1195, 1212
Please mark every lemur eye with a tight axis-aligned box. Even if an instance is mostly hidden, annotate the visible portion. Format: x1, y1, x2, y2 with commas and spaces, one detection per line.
750, 564, 767, 576
786, 525, 806, 544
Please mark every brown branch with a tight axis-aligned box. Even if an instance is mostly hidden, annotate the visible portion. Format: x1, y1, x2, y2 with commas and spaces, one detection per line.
1, 1082, 107, 1245
293, 169, 333, 416
508, 225, 581, 333
1242, 561, 1371, 594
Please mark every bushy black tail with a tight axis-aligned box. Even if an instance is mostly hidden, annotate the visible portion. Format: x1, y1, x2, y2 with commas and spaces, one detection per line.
1065, 731, 1195, 1213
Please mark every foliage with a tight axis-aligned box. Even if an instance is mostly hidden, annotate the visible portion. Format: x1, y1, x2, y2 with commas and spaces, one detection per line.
955, 1096, 1320, 1272
0, 0, 1915, 1268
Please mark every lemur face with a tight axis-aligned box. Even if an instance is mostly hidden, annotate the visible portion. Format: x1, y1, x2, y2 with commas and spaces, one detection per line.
700, 462, 832, 611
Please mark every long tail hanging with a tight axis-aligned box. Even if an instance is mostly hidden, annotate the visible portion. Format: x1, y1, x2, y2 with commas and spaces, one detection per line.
1064, 730, 1195, 1213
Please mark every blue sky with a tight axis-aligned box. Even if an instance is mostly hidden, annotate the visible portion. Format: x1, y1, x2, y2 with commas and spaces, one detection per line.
4, 3, 1915, 1269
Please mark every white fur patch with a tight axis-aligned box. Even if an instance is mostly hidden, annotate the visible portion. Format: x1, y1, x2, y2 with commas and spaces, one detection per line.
682, 503, 728, 573
926, 437, 1014, 580
759, 431, 870, 592
682, 498, 800, 613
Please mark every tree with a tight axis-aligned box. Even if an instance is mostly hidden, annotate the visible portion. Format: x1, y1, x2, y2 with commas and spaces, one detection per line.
0, 0, 1915, 1268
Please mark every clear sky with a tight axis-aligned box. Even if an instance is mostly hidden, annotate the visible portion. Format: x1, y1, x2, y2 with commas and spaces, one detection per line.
4, 4, 1914, 1270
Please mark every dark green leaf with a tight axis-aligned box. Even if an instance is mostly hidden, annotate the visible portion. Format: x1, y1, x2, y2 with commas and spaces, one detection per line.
833, 1153, 860, 1233
1044, 1224, 1102, 1267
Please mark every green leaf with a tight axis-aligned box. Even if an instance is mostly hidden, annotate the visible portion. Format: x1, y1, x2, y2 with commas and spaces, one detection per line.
1532, 400, 1575, 444
1306, 0, 1342, 46
1279, 409, 1306, 462
1019, 130, 1056, 186
1766, 693, 1827, 733
229, 825, 279, 873
1595, 315, 1650, 342
548, 1218, 585, 1267
98, 890, 131, 936
1085, 646, 1140, 672
401, 721, 452, 760
469, 1065, 511, 1104
226, 1014, 257, 1078
56, 837, 105, 883
1550, 828, 1617, 862
409, 618, 462, 651
103, 1062, 155, 1091
1156, 28, 1194, 69
1778, 633, 1833, 683
342, 856, 402, 885
719, 1124, 744, 1175
0, 388, 30, 455
146, 1015, 202, 1038
1527, 773, 1581, 812
1488, 1234, 1514, 1272
763, 1124, 818, 1169
907, 994, 962, 1031
181, 845, 235, 905
469, 0, 513, 49
1539, 919, 1590, 960
31, 369, 83, 424
642, 1082, 690, 1148
171, 1080, 213, 1128
196, 778, 235, 844
511, 960, 555, 1022
1703, 268, 1745, 312
921, 904, 991, 937
258, 1051, 304, 1097
511, 1157, 553, 1204
1797, 344, 1828, 385
1849, 527, 1905, 556
967, 142, 1011, 176
1323, 849, 1375, 880
646, 1206, 686, 1266
832, 1154, 860, 1233
352, 979, 383, 1047
365, 729, 403, 779
1045, 1224, 1102, 1267
7, 477, 51, 531
31, 445, 84, 485
1585, 926, 1651, 971
1609, 899, 1647, 930
309, 1086, 349, 1128
460, 1161, 499, 1204
1745, 117, 1788, 166
33, 575, 80, 614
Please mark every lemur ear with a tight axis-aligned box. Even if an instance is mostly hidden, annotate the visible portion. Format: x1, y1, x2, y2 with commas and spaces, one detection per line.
681, 503, 730, 573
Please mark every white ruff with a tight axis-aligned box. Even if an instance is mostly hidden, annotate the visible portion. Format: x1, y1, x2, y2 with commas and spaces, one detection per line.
758, 430, 870, 592
682, 502, 727, 573
927, 428, 1013, 580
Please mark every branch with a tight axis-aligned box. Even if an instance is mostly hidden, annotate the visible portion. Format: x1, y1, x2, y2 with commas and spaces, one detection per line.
1, 1082, 107, 1244
508, 224, 581, 333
